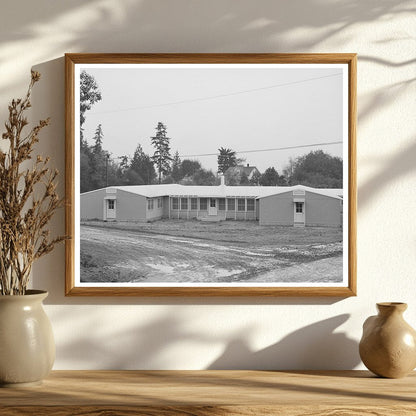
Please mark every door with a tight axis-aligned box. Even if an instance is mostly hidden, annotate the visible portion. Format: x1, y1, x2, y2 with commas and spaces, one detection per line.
106, 199, 116, 219
208, 198, 217, 216
294, 202, 305, 225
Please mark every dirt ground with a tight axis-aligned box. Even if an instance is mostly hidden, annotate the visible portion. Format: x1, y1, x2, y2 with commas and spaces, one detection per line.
80, 220, 343, 284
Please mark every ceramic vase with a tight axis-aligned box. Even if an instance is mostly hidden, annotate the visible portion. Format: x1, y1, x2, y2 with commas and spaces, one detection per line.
0, 290, 55, 387
359, 302, 416, 378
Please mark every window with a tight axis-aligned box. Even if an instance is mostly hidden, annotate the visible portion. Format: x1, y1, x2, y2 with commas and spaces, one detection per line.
108, 200, 115, 210
191, 198, 198, 210
147, 198, 154, 210
246, 199, 255, 211
210, 198, 216, 208
218, 198, 225, 211
238, 198, 246, 211
172, 197, 179, 210
181, 198, 188, 210
227, 198, 235, 211
199, 198, 207, 210
295, 202, 303, 213
157, 198, 162, 209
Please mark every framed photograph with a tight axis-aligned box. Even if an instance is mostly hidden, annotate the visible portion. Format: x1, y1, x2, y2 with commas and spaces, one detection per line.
65, 53, 356, 296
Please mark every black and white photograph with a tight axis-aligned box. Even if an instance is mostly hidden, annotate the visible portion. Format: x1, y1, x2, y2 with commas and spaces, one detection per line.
65, 54, 356, 296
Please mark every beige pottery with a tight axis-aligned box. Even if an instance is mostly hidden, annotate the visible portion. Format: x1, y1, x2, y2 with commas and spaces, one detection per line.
0, 290, 55, 387
359, 302, 416, 378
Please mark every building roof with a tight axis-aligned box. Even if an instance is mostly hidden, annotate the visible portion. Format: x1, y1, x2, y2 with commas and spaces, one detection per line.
84, 184, 343, 200
225, 165, 260, 177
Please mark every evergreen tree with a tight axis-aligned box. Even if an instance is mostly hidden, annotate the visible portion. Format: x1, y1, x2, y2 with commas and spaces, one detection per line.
171, 151, 182, 183
79, 125, 119, 191
129, 144, 156, 185
93, 124, 104, 154
217, 147, 237, 174
88, 124, 106, 188
80, 147, 93, 193
151, 122, 172, 183
114, 155, 130, 185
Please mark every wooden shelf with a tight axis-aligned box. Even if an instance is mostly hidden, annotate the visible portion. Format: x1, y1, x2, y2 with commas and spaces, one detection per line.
1, 370, 415, 415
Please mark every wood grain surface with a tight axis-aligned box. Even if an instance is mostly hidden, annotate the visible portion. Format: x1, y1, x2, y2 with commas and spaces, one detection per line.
1, 370, 415, 415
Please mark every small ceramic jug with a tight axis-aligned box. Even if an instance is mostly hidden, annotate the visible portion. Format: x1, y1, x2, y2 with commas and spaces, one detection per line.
359, 302, 416, 378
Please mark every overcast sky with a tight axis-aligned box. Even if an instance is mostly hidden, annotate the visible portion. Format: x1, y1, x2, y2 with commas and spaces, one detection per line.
80, 64, 346, 174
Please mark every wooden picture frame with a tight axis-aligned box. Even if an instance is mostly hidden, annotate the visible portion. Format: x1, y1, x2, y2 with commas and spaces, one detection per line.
65, 53, 356, 296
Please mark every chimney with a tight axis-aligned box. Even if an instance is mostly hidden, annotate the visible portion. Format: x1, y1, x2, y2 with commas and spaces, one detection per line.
220, 175, 225, 186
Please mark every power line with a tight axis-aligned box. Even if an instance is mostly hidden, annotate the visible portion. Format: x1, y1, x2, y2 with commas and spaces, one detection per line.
179, 141, 342, 158
87, 72, 343, 116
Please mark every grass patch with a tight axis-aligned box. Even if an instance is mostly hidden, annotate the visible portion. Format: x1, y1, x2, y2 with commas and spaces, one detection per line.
81, 219, 342, 247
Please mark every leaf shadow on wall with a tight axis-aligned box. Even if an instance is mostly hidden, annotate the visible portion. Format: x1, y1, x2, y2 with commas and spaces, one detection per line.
358, 138, 416, 210
53, 312, 215, 369
0, 0, 414, 97
207, 314, 360, 370
52, 307, 359, 370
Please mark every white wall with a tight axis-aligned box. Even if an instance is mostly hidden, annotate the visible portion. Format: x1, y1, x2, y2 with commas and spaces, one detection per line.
1, 0, 415, 370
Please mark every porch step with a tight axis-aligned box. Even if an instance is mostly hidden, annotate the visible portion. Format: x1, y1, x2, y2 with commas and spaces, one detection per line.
199, 216, 225, 222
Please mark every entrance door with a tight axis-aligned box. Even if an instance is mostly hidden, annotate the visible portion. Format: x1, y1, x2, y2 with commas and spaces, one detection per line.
294, 202, 305, 225
208, 198, 217, 216
106, 199, 116, 220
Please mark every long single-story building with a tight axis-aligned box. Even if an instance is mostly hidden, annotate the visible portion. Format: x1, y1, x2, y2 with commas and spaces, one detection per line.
80, 182, 343, 227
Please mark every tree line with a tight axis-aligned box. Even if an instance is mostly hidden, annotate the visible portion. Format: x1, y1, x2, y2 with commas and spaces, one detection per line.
216, 147, 342, 188
80, 71, 343, 193
80, 120, 220, 192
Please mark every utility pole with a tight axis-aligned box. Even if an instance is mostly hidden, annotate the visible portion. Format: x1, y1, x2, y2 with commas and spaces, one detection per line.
105, 153, 109, 187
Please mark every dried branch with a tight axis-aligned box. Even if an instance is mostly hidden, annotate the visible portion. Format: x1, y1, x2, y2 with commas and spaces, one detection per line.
0, 71, 66, 295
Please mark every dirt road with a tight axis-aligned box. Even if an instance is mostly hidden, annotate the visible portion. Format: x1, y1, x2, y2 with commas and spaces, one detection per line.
81, 224, 342, 284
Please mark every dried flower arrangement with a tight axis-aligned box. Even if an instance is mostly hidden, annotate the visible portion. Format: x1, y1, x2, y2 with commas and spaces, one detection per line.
0, 71, 65, 295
